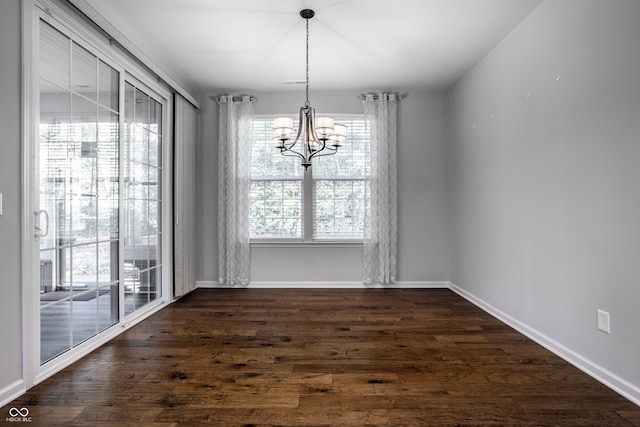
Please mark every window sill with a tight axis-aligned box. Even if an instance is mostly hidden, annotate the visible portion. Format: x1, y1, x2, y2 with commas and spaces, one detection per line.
250, 240, 363, 248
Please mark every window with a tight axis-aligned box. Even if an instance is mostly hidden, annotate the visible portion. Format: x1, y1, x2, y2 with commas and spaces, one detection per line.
250, 119, 303, 239
249, 116, 367, 241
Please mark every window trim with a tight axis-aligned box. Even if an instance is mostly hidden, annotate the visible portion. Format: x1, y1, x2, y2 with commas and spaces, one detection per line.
250, 114, 365, 246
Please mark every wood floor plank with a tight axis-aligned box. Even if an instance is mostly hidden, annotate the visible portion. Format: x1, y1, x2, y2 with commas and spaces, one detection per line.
3, 288, 639, 426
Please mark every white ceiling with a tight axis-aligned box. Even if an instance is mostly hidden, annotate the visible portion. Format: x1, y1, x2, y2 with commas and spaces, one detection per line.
83, 0, 542, 94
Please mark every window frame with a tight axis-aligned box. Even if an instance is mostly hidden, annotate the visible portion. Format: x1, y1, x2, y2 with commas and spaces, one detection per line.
250, 113, 365, 246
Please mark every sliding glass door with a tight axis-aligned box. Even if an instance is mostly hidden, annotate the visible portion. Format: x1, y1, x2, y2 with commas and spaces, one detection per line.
123, 81, 164, 315
38, 21, 120, 363
36, 17, 169, 366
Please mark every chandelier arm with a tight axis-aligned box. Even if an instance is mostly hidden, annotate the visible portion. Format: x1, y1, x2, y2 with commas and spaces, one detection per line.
282, 136, 301, 151
280, 106, 306, 152
290, 107, 305, 147
309, 144, 339, 160
305, 108, 326, 156
279, 145, 307, 162
307, 139, 327, 160
317, 144, 339, 155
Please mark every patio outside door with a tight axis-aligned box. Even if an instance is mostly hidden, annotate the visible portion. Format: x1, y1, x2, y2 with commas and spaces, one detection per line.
37, 18, 166, 365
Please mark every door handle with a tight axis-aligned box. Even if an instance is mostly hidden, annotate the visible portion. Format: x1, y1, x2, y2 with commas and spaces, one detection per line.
35, 209, 49, 238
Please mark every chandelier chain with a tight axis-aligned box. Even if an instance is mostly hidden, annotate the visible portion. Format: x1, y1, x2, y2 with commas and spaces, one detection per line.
305, 18, 310, 107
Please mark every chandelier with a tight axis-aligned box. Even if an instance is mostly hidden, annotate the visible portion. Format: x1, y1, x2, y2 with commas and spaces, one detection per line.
273, 9, 347, 170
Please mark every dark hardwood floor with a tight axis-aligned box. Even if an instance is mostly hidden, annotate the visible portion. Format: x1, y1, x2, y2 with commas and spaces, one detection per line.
4, 288, 640, 426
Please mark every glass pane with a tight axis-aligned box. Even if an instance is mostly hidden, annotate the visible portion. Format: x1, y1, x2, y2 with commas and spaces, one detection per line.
59, 244, 72, 288
71, 94, 98, 162
97, 197, 117, 241
123, 198, 135, 238
149, 233, 161, 268
313, 180, 365, 239
123, 257, 139, 316
148, 178, 158, 200
132, 127, 149, 164
133, 199, 149, 237
134, 162, 149, 192
71, 194, 97, 244
135, 90, 150, 127
314, 180, 332, 200
149, 199, 160, 234
71, 291, 97, 346
135, 235, 149, 272
149, 166, 159, 199
124, 83, 135, 123
39, 89, 70, 165
71, 42, 97, 102
135, 270, 151, 311
315, 197, 335, 234
133, 180, 147, 202
97, 284, 118, 332
98, 107, 119, 144
98, 60, 119, 111
150, 98, 162, 134
97, 241, 114, 285
40, 21, 70, 91
39, 92, 72, 250
249, 180, 302, 238
72, 243, 97, 289
251, 119, 302, 178
149, 266, 161, 302
40, 302, 71, 363
149, 132, 159, 166
123, 122, 132, 170
39, 250, 56, 293
97, 114, 119, 242
313, 118, 366, 178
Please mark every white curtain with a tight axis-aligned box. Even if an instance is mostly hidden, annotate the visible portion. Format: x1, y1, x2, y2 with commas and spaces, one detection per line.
174, 95, 198, 297
363, 93, 399, 286
217, 95, 254, 287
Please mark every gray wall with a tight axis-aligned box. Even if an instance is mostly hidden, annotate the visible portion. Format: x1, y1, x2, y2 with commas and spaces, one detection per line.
448, 0, 640, 390
0, 0, 25, 398
197, 90, 449, 284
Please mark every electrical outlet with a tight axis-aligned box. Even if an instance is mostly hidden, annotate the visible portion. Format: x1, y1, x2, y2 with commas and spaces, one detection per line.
597, 309, 610, 333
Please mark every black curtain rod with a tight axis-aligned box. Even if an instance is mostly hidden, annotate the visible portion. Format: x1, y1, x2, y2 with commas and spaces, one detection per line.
211, 95, 258, 103
358, 93, 407, 100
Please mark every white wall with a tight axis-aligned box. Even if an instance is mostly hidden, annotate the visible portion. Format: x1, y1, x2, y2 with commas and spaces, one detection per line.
0, 0, 26, 403
197, 90, 449, 285
448, 0, 640, 400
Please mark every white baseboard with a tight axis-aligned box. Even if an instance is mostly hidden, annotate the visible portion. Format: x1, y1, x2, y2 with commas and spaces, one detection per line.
449, 282, 640, 407
196, 280, 449, 289
0, 379, 26, 409
195, 281, 219, 288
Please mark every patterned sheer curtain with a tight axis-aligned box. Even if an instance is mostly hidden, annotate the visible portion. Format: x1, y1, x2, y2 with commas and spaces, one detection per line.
363, 93, 399, 286
217, 95, 254, 287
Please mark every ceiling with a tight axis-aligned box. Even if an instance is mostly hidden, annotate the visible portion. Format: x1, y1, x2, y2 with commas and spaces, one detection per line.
82, 0, 542, 95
